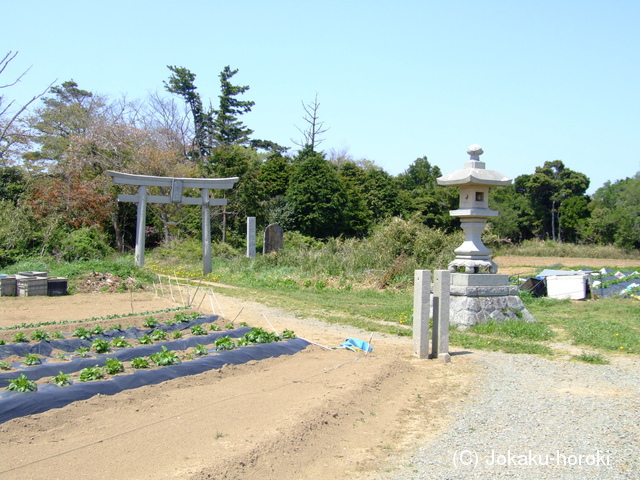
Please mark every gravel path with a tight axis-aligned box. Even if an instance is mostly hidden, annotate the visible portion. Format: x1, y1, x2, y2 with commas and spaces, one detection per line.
376, 352, 640, 479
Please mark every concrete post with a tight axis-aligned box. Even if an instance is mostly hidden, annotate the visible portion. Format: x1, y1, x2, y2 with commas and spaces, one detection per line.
432, 270, 451, 361
413, 270, 431, 358
201, 188, 211, 275
134, 185, 147, 268
246, 217, 256, 258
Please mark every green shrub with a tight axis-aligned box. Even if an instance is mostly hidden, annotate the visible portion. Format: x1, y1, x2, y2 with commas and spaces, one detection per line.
59, 226, 112, 261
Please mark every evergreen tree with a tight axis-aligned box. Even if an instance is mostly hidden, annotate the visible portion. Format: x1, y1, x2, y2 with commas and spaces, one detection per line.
212, 66, 254, 146
286, 149, 348, 238
165, 66, 212, 158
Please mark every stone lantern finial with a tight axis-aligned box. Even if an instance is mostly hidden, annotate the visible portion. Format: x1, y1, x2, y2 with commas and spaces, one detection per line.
437, 145, 512, 274
466, 144, 483, 158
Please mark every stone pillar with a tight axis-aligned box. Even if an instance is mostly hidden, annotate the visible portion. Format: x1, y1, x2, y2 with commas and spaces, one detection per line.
134, 185, 147, 268
246, 217, 256, 258
413, 270, 431, 358
431, 270, 451, 360
201, 188, 211, 275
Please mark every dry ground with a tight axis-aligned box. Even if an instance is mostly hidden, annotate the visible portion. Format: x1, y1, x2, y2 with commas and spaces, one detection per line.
0, 287, 478, 480
0, 256, 636, 479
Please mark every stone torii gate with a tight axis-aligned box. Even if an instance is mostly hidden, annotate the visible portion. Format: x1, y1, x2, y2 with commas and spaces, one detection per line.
107, 171, 239, 274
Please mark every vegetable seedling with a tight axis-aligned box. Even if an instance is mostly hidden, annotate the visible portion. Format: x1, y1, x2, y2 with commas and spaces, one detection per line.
281, 329, 297, 340
7, 374, 37, 392
72, 327, 92, 340
215, 336, 235, 351
0, 361, 11, 370
172, 331, 183, 339
51, 331, 64, 340
23, 353, 42, 366
104, 358, 125, 375
30, 329, 50, 341
209, 324, 220, 331
51, 371, 72, 386
75, 347, 91, 358
130, 357, 150, 369
12, 332, 28, 343
150, 346, 181, 366
150, 329, 168, 341
193, 344, 209, 356
138, 334, 153, 345
91, 339, 111, 354
90, 325, 105, 335
142, 316, 159, 328
79, 365, 104, 382
225, 323, 235, 330
191, 325, 207, 336
111, 337, 132, 348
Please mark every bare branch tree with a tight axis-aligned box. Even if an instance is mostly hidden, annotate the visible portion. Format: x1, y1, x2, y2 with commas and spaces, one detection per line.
292, 92, 329, 152
0, 51, 55, 164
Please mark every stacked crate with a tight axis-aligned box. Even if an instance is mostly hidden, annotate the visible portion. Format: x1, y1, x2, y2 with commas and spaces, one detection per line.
0, 272, 68, 297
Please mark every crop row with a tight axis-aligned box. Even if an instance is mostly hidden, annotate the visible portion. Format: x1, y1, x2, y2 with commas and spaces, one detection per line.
2, 326, 296, 393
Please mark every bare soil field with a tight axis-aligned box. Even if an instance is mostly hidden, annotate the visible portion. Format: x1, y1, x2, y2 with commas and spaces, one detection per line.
0, 255, 636, 479
0, 288, 477, 480
494, 255, 640, 277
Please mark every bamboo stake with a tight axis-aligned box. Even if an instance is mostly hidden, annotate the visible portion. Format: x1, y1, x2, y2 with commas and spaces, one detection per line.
261, 313, 279, 336
208, 290, 215, 314
168, 277, 175, 303
157, 274, 165, 297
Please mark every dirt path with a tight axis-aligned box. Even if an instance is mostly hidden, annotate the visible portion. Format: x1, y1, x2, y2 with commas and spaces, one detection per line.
0, 289, 478, 480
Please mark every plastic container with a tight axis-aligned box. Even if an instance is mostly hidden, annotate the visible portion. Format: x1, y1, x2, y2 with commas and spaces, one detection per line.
0, 275, 17, 296
17, 276, 48, 296
47, 277, 68, 296
18, 271, 48, 278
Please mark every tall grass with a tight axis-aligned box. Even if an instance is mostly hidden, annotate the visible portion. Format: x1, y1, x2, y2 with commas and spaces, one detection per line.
150, 218, 463, 288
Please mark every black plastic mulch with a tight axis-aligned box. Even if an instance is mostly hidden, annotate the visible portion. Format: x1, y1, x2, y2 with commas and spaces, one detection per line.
0, 337, 310, 423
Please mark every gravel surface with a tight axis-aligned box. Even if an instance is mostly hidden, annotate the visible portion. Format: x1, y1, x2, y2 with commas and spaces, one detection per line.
376, 352, 640, 479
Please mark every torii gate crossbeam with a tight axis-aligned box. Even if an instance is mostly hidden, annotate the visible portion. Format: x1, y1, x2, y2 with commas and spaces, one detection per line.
108, 171, 239, 275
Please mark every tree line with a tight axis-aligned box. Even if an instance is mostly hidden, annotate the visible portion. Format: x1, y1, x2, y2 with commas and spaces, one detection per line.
0, 53, 638, 266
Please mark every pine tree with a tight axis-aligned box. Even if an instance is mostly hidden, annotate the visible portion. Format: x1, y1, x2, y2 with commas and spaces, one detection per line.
212, 66, 254, 146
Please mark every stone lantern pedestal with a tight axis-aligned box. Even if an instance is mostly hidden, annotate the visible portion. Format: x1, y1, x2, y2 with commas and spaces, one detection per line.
437, 145, 534, 328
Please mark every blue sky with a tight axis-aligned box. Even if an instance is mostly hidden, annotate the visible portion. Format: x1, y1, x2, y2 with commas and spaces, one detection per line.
3, 0, 639, 194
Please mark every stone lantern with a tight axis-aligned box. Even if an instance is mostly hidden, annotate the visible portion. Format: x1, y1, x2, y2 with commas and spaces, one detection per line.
437, 144, 511, 274
436, 145, 535, 327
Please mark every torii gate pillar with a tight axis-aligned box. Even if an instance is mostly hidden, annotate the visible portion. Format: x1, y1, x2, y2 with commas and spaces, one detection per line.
108, 171, 239, 275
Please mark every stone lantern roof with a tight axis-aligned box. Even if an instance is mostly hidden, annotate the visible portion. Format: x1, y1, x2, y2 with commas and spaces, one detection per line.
437, 145, 511, 187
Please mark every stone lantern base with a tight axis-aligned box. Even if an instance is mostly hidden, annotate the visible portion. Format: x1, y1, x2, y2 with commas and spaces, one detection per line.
448, 273, 535, 328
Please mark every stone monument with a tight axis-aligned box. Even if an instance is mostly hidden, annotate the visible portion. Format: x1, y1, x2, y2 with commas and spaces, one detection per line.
263, 223, 284, 254
437, 145, 535, 327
